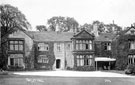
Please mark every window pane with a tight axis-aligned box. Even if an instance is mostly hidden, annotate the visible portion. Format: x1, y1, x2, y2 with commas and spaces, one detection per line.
19, 41, 23, 44
76, 40, 78, 43
80, 43, 83, 50
80, 59, 84, 66
86, 44, 89, 50
10, 58, 14, 65
76, 55, 79, 58
14, 58, 18, 66
10, 41, 14, 44
15, 45, 18, 50
76, 44, 79, 50
19, 45, 23, 51
89, 59, 93, 66
89, 43, 92, 50
77, 59, 80, 66
18, 58, 23, 66
89, 40, 92, 43
86, 40, 89, 43
14, 41, 18, 44
10, 45, 14, 50
83, 40, 85, 43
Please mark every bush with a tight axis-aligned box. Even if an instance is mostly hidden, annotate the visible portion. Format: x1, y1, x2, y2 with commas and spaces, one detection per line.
125, 64, 135, 75
67, 67, 74, 70
7, 66, 24, 71
74, 66, 95, 71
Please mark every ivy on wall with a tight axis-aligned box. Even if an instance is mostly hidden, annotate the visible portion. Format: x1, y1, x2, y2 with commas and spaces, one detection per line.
34, 42, 55, 70
114, 34, 135, 70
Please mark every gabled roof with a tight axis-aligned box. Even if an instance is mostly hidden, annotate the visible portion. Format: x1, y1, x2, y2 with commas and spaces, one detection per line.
119, 26, 135, 35
74, 30, 94, 37
72, 30, 94, 39
26, 31, 74, 42
95, 33, 116, 41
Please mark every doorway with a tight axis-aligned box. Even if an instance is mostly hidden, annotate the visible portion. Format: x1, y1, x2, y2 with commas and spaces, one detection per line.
56, 59, 61, 69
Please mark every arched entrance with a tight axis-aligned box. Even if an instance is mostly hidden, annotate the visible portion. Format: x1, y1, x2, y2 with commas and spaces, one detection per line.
56, 59, 61, 69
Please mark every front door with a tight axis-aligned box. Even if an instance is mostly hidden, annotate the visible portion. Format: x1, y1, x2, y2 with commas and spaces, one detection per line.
56, 59, 61, 69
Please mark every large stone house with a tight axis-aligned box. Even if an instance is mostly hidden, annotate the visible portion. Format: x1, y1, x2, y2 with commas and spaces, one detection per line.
6, 29, 96, 71
4, 25, 135, 71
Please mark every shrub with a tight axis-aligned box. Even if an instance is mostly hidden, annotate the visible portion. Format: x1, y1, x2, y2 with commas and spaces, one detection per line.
7, 66, 24, 71
67, 67, 74, 70
74, 66, 95, 71
125, 64, 135, 74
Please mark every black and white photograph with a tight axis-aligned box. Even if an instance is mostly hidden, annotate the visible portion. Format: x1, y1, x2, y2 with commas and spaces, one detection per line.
0, 0, 135, 85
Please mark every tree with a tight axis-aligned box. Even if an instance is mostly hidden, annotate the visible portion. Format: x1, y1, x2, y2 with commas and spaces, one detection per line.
66, 17, 79, 32
36, 25, 47, 31
80, 23, 92, 32
0, 4, 31, 69
47, 16, 79, 32
92, 20, 122, 34
92, 20, 105, 34
47, 16, 66, 31
104, 24, 122, 33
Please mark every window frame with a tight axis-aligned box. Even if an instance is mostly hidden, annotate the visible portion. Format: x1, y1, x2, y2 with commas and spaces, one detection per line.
8, 39, 24, 51
129, 40, 135, 50
38, 43, 49, 51
104, 42, 111, 51
8, 54, 24, 67
38, 55, 49, 63
76, 55, 93, 66
75, 40, 93, 50
128, 55, 135, 65
57, 43, 62, 52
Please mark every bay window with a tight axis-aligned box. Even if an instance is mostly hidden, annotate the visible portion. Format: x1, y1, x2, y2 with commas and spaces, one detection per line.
8, 54, 24, 67
75, 40, 93, 50
128, 55, 135, 64
76, 55, 93, 66
9, 40, 24, 51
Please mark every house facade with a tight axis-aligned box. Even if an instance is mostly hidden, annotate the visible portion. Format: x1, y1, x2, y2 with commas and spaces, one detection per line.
4, 25, 135, 71
6, 29, 96, 71
94, 33, 116, 70
72, 30, 95, 71
7, 30, 35, 70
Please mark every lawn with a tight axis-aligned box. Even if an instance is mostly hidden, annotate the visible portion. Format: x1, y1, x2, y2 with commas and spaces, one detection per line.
0, 74, 135, 85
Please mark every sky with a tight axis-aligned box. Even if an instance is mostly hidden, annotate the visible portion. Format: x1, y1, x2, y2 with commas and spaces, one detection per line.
1, 0, 135, 30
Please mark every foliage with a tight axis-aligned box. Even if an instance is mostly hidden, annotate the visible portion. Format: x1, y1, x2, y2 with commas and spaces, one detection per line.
115, 57, 128, 70
47, 16, 78, 32
74, 66, 95, 71
36, 25, 47, 31
125, 64, 135, 74
91, 20, 122, 34
80, 23, 92, 32
114, 34, 135, 70
0, 4, 31, 37
34, 42, 55, 70
0, 4, 31, 69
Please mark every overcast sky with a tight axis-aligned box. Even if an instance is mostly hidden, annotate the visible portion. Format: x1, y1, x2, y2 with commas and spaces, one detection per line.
1, 0, 135, 30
